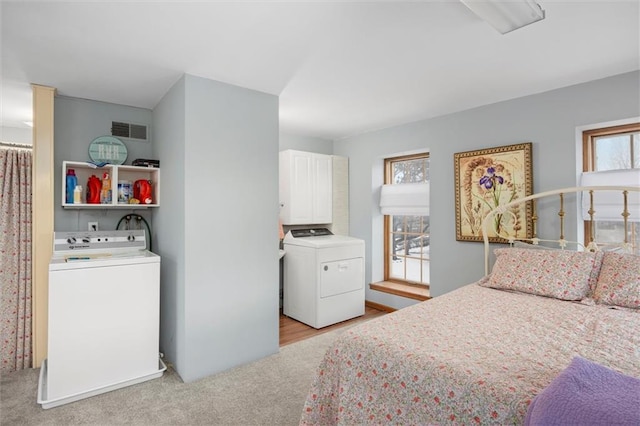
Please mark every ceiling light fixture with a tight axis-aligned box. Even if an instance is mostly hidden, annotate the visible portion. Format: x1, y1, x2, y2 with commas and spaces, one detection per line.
461, 0, 546, 34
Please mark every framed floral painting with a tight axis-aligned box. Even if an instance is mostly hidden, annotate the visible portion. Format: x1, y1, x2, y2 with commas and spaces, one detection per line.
454, 142, 533, 243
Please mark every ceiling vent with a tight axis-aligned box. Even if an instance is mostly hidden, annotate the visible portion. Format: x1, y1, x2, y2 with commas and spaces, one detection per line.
111, 121, 148, 141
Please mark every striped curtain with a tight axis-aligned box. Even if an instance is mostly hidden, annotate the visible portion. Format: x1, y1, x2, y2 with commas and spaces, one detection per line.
0, 146, 33, 371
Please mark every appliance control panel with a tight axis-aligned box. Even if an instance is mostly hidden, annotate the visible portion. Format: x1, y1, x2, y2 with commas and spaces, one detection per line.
289, 228, 333, 238
53, 230, 147, 253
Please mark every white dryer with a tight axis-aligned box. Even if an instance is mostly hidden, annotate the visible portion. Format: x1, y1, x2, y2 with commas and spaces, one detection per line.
283, 228, 364, 329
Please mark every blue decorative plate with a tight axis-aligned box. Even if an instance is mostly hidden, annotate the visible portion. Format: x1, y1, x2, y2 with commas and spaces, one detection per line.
88, 136, 127, 165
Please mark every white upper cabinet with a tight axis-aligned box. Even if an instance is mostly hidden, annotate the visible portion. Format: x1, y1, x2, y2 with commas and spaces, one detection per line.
279, 150, 332, 225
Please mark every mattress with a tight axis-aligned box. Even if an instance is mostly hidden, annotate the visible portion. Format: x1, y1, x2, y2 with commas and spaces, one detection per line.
300, 280, 640, 425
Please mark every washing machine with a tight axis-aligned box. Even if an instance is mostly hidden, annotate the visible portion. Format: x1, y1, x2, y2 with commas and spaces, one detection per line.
38, 230, 165, 409
283, 228, 364, 329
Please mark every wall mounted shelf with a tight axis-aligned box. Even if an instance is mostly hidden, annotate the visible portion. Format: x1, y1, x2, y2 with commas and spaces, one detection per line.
62, 161, 160, 209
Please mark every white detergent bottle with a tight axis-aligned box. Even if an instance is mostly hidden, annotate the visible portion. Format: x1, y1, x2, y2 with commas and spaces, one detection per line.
74, 185, 82, 204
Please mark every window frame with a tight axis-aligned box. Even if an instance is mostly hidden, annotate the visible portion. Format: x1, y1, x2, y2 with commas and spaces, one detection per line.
582, 122, 639, 247
383, 152, 430, 287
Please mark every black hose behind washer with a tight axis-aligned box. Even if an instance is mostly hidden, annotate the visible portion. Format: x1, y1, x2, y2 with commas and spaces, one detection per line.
116, 214, 153, 252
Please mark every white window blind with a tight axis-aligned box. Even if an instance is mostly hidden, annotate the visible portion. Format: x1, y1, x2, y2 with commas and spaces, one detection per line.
580, 169, 640, 221
379, 182, 429, 216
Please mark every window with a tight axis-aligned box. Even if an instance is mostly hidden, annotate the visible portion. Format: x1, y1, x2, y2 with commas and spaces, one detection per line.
582, 123, 639, 254
384, 153, 430, 286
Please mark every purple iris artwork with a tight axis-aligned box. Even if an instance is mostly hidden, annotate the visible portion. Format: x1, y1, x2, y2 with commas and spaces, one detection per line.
479, 167, 504, 189
476, 165, 516, 235
456, 143, 532, 242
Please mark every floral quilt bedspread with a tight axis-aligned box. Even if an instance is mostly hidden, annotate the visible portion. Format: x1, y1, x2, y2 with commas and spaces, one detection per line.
300, 280, 640, 425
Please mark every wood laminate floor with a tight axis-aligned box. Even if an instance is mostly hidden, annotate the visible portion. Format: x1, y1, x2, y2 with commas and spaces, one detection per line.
279, 305, 387, 346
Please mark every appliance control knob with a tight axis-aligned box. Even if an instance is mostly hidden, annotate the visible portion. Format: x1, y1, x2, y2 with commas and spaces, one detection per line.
82, 237, 90, 243
67, 237, 76, 244
127, 234, 135, 242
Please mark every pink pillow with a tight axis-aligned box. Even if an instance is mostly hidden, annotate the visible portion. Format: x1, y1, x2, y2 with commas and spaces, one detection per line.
508, 243, 603, 296
593, 252, 640, 309
485, 248, 602, 301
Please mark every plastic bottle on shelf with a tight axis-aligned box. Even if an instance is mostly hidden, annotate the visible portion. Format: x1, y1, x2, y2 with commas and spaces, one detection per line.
74, 185, 82, 204
86, 175, 101, 204
66, 169, 77, 204
101, 173, 112, 204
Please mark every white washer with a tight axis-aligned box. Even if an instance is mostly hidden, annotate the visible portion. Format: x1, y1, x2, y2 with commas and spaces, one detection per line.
283, 228, 364, 329
38, 230, 165, 409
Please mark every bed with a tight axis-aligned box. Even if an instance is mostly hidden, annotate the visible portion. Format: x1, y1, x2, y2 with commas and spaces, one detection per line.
300, 186, 640, 425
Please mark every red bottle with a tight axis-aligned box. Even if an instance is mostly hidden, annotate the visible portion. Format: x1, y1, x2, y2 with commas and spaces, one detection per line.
134, 179, 153, 204
86, 175, 102, 204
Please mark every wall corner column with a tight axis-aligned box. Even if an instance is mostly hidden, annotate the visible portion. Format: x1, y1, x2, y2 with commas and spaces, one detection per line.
31, 84, 56, 368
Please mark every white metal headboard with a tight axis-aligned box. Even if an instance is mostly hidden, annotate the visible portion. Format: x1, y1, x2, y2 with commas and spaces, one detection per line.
482, 185, 640, 275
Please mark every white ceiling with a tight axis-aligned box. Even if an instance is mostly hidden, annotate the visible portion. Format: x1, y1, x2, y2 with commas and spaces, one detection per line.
1, 1, 639, 140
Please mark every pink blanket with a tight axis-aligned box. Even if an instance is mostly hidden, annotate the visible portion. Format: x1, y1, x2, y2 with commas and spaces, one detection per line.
300, 282, 640, 425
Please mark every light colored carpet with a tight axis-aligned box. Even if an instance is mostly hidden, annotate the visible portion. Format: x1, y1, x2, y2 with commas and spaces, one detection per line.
1, 328, 345, 426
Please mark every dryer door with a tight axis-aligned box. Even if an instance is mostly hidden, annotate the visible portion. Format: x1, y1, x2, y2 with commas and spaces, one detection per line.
320, 257, 363, 298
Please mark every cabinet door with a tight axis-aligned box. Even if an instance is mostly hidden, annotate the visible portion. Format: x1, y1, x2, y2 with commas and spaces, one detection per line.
313, 154, 333, 223
287, 152, 313, 224
279, 150, 333, 225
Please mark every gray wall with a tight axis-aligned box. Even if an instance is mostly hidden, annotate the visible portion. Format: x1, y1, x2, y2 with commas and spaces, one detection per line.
154, 74, 280, 382
335, 71, 640, 308
49, 70, 639, 374
152, 77, 186, 372
1, 126, 32, 144
53, 96, 155, 232
279, 132, 333, 154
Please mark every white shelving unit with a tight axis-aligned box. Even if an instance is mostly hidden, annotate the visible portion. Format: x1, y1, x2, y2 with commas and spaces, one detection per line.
62, 161, 160, 209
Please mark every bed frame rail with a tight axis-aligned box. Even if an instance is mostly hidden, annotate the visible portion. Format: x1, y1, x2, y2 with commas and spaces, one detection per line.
482, 185, 640, 275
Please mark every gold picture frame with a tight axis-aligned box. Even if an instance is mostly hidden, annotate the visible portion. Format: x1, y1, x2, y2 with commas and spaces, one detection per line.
454, 142, 533, 243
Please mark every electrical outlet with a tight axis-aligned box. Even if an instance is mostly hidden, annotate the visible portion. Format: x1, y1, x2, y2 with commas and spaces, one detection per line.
88, 222, 99, 232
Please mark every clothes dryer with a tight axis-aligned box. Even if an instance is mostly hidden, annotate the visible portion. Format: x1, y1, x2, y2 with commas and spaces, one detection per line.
283, 228, 364, 329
